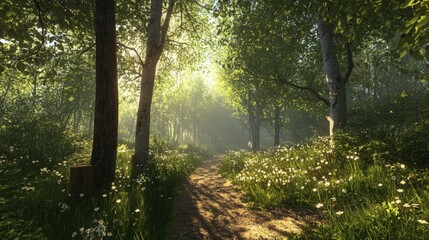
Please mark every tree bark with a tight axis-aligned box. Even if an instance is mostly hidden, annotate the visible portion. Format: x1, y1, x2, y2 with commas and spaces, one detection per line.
91, 0, 118, 190
193, 120, 197, 145
317, 18, 347, 135
274, 105, 281, 146
133, 0, 175, 168
253, 112, 261, 151
134, 61, 157, 167
248, 106, 261, 151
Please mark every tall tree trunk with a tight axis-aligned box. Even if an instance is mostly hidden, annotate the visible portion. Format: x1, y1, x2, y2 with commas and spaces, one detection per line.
254, 113, 261, 150
91, 0, 118, 190
193, 120, 197, 145
88, 106, 94, 135
317, 19, 348, 135
248, 107, 261, 151
73, 111, 82, 130
161, 112, 167, 138
133, 0, 175, 168
134, 61, 157, 167
274, 105, 281, 146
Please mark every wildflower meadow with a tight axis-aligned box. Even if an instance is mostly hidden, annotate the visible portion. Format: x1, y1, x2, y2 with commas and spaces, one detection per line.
0, 140, 205, 239
220, 134, 429, 239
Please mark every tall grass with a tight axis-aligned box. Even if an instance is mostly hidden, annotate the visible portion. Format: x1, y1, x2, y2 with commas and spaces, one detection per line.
0, 141, 203, 239
219, 136, 429, 239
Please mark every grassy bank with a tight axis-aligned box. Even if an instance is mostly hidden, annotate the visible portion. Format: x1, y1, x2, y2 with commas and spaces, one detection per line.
0, 141, 204, 239
219, 135, 429, 239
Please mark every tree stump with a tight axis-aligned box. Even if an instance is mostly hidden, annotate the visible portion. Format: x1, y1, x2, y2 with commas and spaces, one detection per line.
70, 165, 93, 197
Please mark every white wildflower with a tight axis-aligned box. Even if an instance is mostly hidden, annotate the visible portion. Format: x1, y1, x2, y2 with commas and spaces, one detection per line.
417, 220, 428, 224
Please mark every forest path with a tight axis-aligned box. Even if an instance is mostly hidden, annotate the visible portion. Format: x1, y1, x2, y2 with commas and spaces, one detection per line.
170, 156, 317, 239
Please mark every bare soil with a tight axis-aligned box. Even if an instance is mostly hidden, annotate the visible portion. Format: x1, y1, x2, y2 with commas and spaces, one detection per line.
170, 156, 318, 239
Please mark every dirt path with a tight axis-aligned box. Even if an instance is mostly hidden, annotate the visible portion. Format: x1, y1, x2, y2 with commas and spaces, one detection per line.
170, 156, 317, 239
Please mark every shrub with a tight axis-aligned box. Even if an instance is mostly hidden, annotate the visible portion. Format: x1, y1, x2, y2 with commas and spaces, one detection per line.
0, 109, 77, 168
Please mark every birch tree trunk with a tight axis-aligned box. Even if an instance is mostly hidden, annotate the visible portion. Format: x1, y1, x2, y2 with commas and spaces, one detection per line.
133, 0, 175, 168
134, 61, 157, 167
317, 18, 348, 135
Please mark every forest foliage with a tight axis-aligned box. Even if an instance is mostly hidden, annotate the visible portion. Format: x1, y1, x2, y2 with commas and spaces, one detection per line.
0, 0, 428, 239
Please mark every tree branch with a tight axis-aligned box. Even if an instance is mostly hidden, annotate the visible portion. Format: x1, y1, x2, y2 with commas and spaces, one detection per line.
118, 42, 145, 66
190, 0, 212, 11
33, 0, 45, 47
344, 42, 354, 83
166, 39, 189, 46
77, 43, 95, 59
401, 108, 429, 116
181, 2, 200, 39
159, 0, 176, 52
55, 0, 76, 17
277, 75, 330, 107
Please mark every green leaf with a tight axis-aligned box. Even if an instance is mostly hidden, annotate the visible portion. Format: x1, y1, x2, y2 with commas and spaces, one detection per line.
68, 96, 75, 101
213, 10, 219, 18
398, 35, 411, 49
405, 24, 415, 34
406, 16, 419, 27
57, 44, 64, 51
5, 11, 14, 17
401, 0, 415, 9
399, 49, 408, 59
416, 16, 428, 29
16, 62, 25, 72
0, 65, 4, 73
356, 17, 362, 24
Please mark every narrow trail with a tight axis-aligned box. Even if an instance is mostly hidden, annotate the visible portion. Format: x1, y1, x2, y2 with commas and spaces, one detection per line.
170, 156, 317, 239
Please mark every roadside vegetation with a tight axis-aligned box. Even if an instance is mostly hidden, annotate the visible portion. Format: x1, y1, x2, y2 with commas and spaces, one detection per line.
0, 138, 204, 239
220, 130, 429, 239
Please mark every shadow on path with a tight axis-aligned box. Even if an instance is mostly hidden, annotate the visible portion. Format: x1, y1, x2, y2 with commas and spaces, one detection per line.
170, 156, 318, 239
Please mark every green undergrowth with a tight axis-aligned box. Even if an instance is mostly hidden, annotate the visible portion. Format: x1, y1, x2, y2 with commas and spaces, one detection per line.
219, 133, 429, 239
0, 140, 204, 239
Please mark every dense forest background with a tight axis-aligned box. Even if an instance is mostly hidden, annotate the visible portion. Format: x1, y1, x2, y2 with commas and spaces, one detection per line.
0, 0, 428, 239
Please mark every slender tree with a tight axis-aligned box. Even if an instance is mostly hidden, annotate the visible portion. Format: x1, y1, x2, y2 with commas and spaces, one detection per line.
317, 19, 353, 134
273, 105, 281, 146
133, 0, 176, 168
91, 0, 118, 190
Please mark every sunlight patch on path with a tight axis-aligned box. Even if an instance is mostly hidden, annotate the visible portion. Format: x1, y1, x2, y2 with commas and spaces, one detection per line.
170, 156, 318, 239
